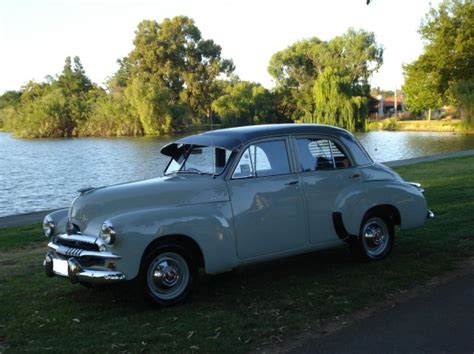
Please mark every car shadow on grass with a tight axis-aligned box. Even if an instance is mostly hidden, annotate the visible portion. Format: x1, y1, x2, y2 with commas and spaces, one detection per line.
65, 244, 355, 310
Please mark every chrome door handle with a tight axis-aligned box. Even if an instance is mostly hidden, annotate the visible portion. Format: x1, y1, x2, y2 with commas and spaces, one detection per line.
285, 180, 299, 185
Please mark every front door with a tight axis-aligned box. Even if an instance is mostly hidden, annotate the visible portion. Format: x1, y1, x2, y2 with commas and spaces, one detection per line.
227, 139, 308, 259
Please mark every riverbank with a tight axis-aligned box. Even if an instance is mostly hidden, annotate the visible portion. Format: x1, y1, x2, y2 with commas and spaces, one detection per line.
1, 155, 473, 353
367, 118, 474, 133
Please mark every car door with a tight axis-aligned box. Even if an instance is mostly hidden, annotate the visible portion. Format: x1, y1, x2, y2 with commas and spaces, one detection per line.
293, 136, 362, 244
227, 138, 308, 259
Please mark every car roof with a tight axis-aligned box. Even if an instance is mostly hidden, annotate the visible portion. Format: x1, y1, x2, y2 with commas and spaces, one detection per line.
161, 124, 353, 156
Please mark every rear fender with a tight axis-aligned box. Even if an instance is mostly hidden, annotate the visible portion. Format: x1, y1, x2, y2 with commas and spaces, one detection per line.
342, 181, 427, 235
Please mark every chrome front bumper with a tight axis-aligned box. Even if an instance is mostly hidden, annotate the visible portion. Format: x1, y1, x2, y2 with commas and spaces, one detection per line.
43, 233, 126, 284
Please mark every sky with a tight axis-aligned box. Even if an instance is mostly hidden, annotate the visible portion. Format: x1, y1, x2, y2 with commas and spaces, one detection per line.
0, 0, 441, 95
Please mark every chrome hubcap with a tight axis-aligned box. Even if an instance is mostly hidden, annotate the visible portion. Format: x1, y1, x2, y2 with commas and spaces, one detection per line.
153, 264, 180, 287
362, 218, 389, 257
147, 252, 189, 300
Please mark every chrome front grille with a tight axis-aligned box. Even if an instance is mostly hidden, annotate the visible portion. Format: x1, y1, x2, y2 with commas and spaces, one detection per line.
57, 245, 84, 257
48, 234, 121, 260
55, 236, 99, 252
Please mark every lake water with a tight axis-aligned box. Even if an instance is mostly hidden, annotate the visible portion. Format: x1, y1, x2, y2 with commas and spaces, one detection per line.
1, 130, 473, 217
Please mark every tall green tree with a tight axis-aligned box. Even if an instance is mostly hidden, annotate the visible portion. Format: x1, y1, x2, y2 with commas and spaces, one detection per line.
403, 58, 442, 119
128, 17, 234, 126
403, 0, 473, 123
54, 56, 94, 134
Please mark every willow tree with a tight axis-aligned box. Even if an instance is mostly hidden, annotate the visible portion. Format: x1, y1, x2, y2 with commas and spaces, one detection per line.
268, 29, 382, 129
313, 69, 367, 131
125, 77, 175, 135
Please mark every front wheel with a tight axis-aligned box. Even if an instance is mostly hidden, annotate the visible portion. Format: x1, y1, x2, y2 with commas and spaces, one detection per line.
140, 244, 197, 307
351, 215, 394, 260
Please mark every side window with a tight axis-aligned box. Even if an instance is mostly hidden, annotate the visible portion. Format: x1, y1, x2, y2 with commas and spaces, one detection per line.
331, 141, 352, 169
232, 140, 290, 178
295, 138, 352, 172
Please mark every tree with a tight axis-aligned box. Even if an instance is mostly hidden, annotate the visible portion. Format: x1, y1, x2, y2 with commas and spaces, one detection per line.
79, 90, 143, 136
268, 29, 382, 127
125, 77, 175, 135
404, 0, 473, 123
128, 17, 234, 126
14, 81, 69, 138
268, 38, 322, 120
403, 58, 442, 119
107, 57, 131, 95
313, 69, 367, 131
212, 81, 284, 126
0, 90, 22, 128
54, 56, 94, 134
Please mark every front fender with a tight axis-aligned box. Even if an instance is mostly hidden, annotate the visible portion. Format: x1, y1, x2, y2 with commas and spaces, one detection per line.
45, 208, 69, 236
343, 181, 428, 235
108, 202, 237, 280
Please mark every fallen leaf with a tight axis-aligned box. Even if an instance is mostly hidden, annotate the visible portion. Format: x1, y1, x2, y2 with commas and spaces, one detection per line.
206, 332, 221, 340
187, 331, 194, 339
72, 318, 80, 323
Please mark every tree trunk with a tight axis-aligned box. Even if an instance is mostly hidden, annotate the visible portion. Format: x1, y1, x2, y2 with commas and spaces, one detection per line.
428, 108, 431, 121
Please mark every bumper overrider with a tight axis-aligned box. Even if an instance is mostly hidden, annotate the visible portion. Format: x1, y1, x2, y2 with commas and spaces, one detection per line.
43, 233, 126, 284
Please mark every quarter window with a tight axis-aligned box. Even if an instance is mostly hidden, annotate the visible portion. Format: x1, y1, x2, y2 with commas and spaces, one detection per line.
232, 140, 290, 178
295, 138, 352, 172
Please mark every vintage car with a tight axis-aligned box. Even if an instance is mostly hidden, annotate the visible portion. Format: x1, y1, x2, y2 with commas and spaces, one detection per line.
43, 124, 433, 306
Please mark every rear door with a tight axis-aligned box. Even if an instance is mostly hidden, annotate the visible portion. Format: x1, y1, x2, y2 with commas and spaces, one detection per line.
293, 136, 362, 244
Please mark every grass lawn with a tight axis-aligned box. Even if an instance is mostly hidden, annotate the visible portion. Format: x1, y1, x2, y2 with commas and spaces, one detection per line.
1, 156, 473, 353
368, 118, 473, 133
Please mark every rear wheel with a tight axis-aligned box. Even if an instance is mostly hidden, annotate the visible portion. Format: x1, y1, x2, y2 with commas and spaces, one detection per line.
351, 214, 394, 260
140, 244, 197, 307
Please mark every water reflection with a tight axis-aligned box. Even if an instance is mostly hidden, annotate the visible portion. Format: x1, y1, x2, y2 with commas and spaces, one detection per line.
1, 130, 473, 216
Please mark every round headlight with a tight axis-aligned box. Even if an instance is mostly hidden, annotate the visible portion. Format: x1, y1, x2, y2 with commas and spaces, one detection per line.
43, 215, 55, 238
99, 221, 116, 245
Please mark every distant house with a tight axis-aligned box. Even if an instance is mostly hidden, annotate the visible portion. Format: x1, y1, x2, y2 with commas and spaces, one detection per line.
369, 94, 404, 120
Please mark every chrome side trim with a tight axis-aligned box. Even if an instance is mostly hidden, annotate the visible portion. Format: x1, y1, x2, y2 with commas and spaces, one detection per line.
48, 242, 121, 259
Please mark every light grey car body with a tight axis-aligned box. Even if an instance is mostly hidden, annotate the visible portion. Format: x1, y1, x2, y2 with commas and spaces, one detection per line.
43, 124, 431, 287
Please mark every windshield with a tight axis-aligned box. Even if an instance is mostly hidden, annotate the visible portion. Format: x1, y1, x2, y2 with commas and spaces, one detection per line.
164, 145, 233, 176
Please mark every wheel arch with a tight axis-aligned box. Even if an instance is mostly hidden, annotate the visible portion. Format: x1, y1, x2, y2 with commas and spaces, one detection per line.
344, 201, 402, 236
363, 204, 401, 227
141, 234, 205, 270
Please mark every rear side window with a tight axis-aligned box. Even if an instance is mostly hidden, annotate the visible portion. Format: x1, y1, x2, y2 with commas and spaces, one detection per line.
295, 138, 352, 172
232, 140, 290, 178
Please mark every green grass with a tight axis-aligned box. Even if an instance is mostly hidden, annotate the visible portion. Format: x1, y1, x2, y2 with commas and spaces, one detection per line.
0, 224, 43, 249
1, 156, 473, 353
368, 118, 474, 133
